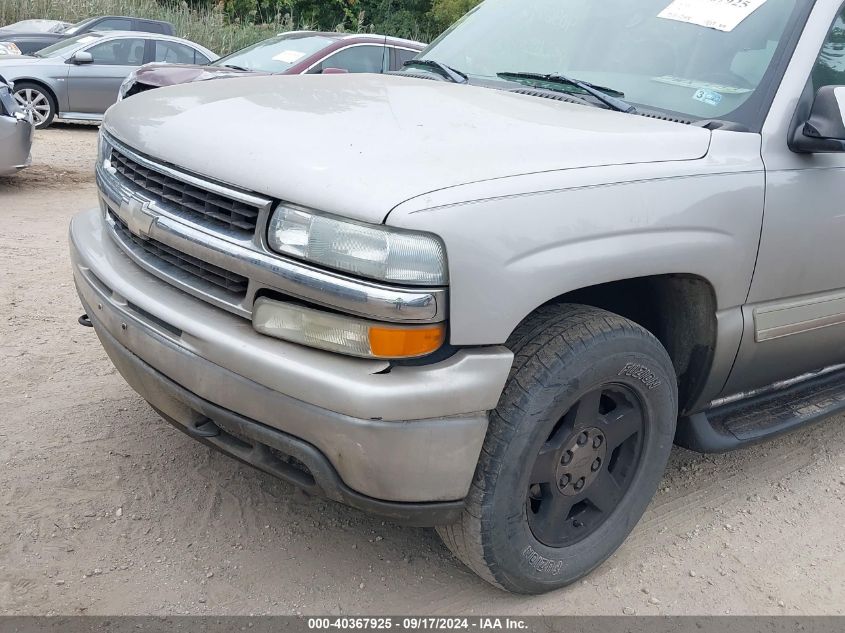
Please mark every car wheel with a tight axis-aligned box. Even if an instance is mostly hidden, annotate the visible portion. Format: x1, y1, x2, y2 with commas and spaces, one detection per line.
437, 304, 678, 594
13, 82, 56, 129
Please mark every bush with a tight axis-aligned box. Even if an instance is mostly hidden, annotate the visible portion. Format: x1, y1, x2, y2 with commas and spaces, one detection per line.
1, 0, 304, 55
0, 0, 480, 54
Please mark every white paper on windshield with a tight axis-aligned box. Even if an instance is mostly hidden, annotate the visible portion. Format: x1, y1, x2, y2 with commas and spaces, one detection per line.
658, 0, 770, 32
272, 50, 306, 63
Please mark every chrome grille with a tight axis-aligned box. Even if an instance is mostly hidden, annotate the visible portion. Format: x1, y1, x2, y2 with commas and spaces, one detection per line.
109, 211, 249, 298
110, 148, 262, 237
96, 134, 447, 324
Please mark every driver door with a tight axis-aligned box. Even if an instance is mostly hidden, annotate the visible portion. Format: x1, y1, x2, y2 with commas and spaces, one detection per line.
66, 37, 146, 115
722, 1, 845, 396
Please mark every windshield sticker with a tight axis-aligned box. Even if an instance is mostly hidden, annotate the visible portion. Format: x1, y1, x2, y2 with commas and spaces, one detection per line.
272, 50, 307, 64
652, 75, 752, 94
693, 88, 723, 106
658, 0, 770, 32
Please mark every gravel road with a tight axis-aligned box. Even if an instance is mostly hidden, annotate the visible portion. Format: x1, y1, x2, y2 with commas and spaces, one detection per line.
1, 125, 843, 616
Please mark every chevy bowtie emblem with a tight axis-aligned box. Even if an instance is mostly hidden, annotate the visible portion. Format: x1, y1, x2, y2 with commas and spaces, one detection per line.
118, 196, 156, 239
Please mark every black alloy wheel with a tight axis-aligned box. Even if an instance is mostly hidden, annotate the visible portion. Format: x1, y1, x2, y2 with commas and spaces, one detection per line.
527, 384, 645, 547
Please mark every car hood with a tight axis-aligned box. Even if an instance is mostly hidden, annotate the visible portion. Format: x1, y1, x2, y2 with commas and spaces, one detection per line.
131, 62, 264, 88
0, 55, 49, 65
104, 73, 712, 224
0, 33, 60, 42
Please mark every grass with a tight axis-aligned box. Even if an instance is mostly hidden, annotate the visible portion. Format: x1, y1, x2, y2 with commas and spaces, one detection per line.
0, 0, 306, 55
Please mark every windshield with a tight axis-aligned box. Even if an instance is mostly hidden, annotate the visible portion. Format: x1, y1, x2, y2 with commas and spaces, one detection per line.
62, 18, 96, 36
34, 33, 102, 58
212, 33, 333, 72
419, 0, 805, 123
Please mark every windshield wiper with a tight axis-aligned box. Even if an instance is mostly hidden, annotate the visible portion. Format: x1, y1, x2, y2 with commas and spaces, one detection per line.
404, 59, 467, 84
219, 64, 250, 71
497, 71, 636, 113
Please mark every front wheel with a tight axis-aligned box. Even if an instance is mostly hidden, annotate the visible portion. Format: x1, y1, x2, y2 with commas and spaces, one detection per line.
13, 82, 55, 129
437, 304, 678, 594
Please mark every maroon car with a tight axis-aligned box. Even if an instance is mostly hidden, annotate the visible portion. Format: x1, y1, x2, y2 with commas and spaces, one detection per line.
119, 30, 426, 99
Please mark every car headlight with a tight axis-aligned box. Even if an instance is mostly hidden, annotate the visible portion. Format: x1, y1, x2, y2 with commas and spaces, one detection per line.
97, 129, 112, 166
267, 205, 448, 286
117, 73, 136, 101
0, 42, 21, 56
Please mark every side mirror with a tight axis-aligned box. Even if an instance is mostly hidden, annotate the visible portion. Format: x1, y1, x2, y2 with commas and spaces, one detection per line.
72, 51, 93, 64
791, 85, 845, 153
321, 67, 349, 75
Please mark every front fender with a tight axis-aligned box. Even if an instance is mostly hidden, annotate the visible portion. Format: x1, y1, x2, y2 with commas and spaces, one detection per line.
387, 132, 764, 345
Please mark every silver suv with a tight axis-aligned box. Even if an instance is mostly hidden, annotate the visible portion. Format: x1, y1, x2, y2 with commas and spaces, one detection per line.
70, 0, 845, 594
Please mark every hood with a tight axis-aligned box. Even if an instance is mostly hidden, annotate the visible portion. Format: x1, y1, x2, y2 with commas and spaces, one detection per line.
104, 74, 712, 224
0, 55, 47, 66
0, 33, 60, 43
0, 30, 40, 37
132, 62, 264, 89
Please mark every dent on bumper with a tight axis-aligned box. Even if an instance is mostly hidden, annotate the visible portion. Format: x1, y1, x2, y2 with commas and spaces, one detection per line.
70, 207, 513, 504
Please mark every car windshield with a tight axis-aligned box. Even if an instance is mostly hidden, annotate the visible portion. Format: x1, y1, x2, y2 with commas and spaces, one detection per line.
34, 33, 103, 58
62, 18, 96, 36
418, 0, 805, 122
211, 33, 334, 72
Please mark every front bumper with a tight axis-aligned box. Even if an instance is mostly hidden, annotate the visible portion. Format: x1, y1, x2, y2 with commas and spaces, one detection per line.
70, 208, 512, 521
0, 115, 33, 176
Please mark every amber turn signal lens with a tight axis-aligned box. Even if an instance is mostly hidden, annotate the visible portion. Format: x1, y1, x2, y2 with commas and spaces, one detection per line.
369, 324, 446, 359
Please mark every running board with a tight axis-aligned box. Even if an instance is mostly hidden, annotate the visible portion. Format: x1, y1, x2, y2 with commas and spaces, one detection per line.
676, 368, 845, 453
58, 112, 104, 122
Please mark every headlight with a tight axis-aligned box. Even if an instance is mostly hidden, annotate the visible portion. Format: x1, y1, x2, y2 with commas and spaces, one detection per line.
97, 129, 112, 166
0, 42, 21, 56
117, 73, 136, 101
253, 298, 446, 359
267, 205, 448, 286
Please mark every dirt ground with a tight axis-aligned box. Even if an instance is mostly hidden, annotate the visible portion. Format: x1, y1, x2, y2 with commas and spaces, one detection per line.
0, 125, 844, 616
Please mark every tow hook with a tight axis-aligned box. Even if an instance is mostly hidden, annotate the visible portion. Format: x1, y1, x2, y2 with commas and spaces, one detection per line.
77, 314, 93, 328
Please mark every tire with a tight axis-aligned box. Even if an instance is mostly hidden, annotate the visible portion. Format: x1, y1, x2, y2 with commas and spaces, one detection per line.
437, 304, 678, 594
13, 82, 56, 129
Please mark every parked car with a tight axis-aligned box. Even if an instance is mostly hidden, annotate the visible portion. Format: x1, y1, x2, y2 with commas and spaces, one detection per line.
0, 16, 175, 56
0, 75, 33, 176
70, 0, 845, 594
0, 31, 216, 128
119, 31, 425, 100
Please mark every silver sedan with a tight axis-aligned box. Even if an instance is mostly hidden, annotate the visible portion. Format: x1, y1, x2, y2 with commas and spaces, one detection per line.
0, 31, 217, 128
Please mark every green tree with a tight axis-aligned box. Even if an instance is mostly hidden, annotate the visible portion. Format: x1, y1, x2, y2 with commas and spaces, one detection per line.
214, 0, 479, 38
429, 0, 479, 31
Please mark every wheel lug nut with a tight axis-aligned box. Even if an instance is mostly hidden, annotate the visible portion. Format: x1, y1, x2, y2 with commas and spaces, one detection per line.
593, 435, 603, 448
574, 477, 585, 490
559, 474, 570, 488
591, 458, 602, 472
577, 432, 588, 446
561, 450, 573, 465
